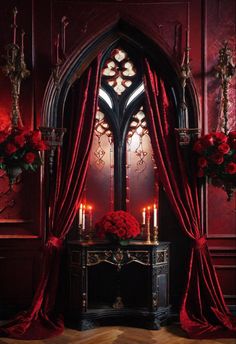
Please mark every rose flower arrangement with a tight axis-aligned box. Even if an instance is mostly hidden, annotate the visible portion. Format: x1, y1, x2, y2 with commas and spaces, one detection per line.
193, 131, 236, 182
0, 127, 47, 183
95, 210, 141, 241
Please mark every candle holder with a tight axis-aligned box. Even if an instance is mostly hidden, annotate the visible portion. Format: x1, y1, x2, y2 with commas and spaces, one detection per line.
146, 216, 151, 243
77, 224, 83, 240
152, 226, 159, 244
39, 127, 66, 174
88, 218, 94, 241
175, 128, 201, 146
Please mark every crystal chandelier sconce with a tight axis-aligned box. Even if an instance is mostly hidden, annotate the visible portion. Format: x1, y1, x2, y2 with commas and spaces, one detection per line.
39, 127, 66, 174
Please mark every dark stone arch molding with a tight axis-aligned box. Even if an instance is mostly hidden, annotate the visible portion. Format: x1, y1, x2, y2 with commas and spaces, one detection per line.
41, 17, 200, 130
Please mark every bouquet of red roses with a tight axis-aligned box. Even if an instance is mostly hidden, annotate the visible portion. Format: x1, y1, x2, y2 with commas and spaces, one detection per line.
95, 210, 141, 241
193, 131, 236, 180
0, 128, 47, 183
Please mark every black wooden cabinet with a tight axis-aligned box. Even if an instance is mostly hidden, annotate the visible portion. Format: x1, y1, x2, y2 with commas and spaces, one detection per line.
65, 241, 170, 330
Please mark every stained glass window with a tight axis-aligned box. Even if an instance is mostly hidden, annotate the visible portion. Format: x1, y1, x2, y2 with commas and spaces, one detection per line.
83, 45, 159, 232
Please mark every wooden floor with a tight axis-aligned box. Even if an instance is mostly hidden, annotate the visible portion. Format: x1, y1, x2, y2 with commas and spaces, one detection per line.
0, 325, 235, 344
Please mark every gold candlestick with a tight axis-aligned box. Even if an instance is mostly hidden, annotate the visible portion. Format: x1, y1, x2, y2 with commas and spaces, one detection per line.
140, 224, 146, 239
77, 223, 83, 241
153, 226, 159, 244
146, 214, 151, 243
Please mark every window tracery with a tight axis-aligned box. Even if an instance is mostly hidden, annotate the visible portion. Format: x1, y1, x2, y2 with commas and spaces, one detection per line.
102, 48, 136, 95
94, 110, 113, 170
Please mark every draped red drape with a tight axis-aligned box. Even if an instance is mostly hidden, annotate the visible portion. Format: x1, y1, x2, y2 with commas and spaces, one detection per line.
0, 55, 101, 340
143, 58, 236, 339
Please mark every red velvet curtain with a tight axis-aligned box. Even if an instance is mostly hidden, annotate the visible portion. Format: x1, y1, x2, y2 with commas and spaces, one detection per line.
143, 58, 236, 339
0, 55, 101, 339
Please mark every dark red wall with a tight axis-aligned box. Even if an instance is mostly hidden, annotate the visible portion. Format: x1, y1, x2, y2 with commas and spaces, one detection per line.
0, 0, 235, 316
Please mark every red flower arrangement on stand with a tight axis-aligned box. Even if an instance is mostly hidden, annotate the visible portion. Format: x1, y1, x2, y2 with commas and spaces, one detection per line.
0, 127, 47, 184
193, 131, 236, 200
95, 210, 141, 242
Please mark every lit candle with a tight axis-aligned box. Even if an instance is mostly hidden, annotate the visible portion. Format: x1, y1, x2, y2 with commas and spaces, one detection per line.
82, 204, 86, 230
147, 206, 151, 243
142, 208, 146, 225
21, 30, 25, 55
79, 203, 83, 226
88, 205, 93, 230
153, 203, 158, 227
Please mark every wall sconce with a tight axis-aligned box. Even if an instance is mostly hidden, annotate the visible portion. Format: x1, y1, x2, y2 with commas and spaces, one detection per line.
39, 127, 66, 174
2, 7, 30, 128
215, 40, 236, 134
175, 128, 201, 146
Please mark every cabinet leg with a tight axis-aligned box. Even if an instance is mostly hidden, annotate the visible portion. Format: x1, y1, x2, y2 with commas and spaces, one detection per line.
146, 317, 161, 330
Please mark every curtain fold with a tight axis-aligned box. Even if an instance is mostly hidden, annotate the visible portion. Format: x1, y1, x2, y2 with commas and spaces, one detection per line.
0, 55, 101, 339
143, 58, 236, 339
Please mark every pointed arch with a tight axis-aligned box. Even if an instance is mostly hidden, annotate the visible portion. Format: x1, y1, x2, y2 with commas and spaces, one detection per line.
41, 19, 200, 130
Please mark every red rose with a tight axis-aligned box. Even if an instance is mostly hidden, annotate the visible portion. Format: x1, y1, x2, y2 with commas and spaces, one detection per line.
95, 210, 140, 240
202, 134, 214, 147
14, 134, 26, 147
5, 143, 17, 155
0, 156, 4, 163
24, 152, 36, 164
210, 152, 224, 165
30, 130, 41, 143
193, 140, 205, 154
213, 132, 227, 143
117, 228, 126, 238
225, 162, 236, 175
218, 143, 230, 154
32, 140, 47, 151
228, 131, 236, 140
198, 157, 208, 168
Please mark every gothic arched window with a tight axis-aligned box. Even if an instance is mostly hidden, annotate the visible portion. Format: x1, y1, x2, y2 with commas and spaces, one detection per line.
84, 46, 158, 225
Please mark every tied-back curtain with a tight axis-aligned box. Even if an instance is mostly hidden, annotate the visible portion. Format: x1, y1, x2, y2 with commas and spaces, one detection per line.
143, 58, 236, 339
0, 55, 101, 340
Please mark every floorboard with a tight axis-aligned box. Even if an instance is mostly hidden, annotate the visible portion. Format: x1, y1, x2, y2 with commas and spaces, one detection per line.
0, 325, 235, 344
